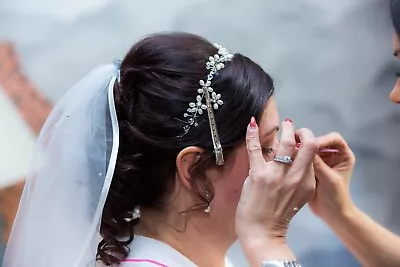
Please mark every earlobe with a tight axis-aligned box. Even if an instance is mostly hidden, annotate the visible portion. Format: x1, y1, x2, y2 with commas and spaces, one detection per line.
176, 146, 204, 189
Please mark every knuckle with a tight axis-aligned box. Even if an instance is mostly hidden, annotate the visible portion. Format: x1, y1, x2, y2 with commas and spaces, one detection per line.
265, 177, 280, 188
300, 127, 315, 136
281, 139, 296, 149
330, 132, 343, 139
349, 150, 356, 164
291, 177, 303, 187
246, 136, 262, 153
246, 136, 260, 145
329, 132, 347, 145
289, 177, 315, 194
251, 170, 279, 187
250, 171, 264, 184
301, 139, 319, 152
298, 127, 311, 134
248, 144, 262, 153
246, 135, 259, 142
328, 132, 351, 150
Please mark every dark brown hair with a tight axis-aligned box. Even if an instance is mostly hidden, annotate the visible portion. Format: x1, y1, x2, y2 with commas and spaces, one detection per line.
97, 32, 275, 265
391, 0, 400, 37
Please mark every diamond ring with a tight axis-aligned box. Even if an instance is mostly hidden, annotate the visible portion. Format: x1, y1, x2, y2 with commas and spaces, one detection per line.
273, 155, 293, 165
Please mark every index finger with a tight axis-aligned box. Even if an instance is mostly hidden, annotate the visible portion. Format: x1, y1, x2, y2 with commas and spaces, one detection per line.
246, 117, 266, 171
317, 132, 348, 151
291, 128, 319, 170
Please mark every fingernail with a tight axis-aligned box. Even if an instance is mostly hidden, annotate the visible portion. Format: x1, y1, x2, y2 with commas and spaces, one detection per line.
250, 117, 257, 128
285, 118, 293, 123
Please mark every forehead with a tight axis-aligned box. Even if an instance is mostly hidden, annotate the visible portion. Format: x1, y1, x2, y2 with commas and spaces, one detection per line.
258, 97, 279, 135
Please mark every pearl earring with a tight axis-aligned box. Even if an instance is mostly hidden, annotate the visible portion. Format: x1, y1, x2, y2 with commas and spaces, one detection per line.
204, 190, 211, 213
204, 205, 211, 213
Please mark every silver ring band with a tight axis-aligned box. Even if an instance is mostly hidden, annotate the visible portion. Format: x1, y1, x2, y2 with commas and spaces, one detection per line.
273, 155, 293, 165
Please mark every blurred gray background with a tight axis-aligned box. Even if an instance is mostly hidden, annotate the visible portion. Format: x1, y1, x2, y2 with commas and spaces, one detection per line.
1, 0, 400, 266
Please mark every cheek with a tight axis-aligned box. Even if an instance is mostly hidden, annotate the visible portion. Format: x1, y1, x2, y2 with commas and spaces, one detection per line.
213, 146, 250, 207
390, 79, 400, 103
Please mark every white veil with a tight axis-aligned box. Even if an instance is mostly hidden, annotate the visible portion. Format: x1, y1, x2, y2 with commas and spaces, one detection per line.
3, 63, 120, 267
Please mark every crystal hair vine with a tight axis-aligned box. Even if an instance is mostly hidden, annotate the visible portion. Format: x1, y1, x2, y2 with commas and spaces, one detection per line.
181, 44, 234, 166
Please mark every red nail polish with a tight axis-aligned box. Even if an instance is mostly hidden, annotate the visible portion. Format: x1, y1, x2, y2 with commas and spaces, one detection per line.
250, 117, 257, 127
285, 118, 293, 123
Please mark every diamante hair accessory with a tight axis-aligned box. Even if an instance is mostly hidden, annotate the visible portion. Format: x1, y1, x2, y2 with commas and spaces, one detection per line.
182, 44, 233, 166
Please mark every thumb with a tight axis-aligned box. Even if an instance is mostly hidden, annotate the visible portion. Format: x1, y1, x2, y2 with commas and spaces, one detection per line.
313, 155, 334, 180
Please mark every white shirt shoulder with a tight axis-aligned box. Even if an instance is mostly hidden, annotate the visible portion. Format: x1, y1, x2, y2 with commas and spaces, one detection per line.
120, 235, 197, 267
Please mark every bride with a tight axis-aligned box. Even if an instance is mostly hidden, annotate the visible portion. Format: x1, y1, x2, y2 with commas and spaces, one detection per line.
3, 32, 320, 267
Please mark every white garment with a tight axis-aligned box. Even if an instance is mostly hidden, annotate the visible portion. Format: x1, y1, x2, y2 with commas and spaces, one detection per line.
120, 236, 197, 267
120, 235, 235, 267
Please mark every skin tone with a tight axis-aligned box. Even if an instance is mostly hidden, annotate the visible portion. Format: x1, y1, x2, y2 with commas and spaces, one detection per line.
133, 31, 400, 266
391, 33, 400, 103
305, 33, 400, 267
135, 30, 400, 265
136, 97, 320, 267
236, 113, 318, 266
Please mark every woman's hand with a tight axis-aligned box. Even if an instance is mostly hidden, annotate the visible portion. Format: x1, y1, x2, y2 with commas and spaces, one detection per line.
309, 135, 400, 267
309, 132, 356, 222
235, 118, 318, 264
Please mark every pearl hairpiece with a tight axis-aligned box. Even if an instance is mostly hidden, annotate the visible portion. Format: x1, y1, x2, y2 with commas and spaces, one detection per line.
182, 44, 233, 165
124, 206, 141, 222
115, 59, 122, 84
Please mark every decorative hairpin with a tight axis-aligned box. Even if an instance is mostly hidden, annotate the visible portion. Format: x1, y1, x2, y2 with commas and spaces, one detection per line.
115, 59, 122, 84
124, 206, 141, 223
182, 44, 233, 165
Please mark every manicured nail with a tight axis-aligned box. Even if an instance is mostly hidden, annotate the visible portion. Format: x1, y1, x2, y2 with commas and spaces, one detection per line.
250, 117, 257, 128
285, 118, 293, 123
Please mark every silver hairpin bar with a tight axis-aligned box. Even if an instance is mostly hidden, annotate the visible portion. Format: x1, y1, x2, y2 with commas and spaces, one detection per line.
181, 44, 233, 165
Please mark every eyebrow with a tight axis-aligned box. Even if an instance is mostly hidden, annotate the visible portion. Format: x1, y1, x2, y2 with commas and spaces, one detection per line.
262, 126, 280, 139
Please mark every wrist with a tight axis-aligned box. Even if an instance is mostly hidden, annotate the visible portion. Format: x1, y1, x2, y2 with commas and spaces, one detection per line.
237, 221, 289, 242
239, 236, 295, 267
322, 200, 359, 228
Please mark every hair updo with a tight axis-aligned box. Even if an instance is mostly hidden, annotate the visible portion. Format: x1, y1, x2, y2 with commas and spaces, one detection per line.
97, 32, 275, 265
391, 0, 400, 37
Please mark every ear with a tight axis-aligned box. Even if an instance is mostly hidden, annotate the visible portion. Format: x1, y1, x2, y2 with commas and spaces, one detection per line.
176, 146, 204, 190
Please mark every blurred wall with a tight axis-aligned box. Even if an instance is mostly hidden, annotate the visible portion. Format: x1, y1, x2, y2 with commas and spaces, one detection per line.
1, 0, 400, 266
0, 42, 52, 262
